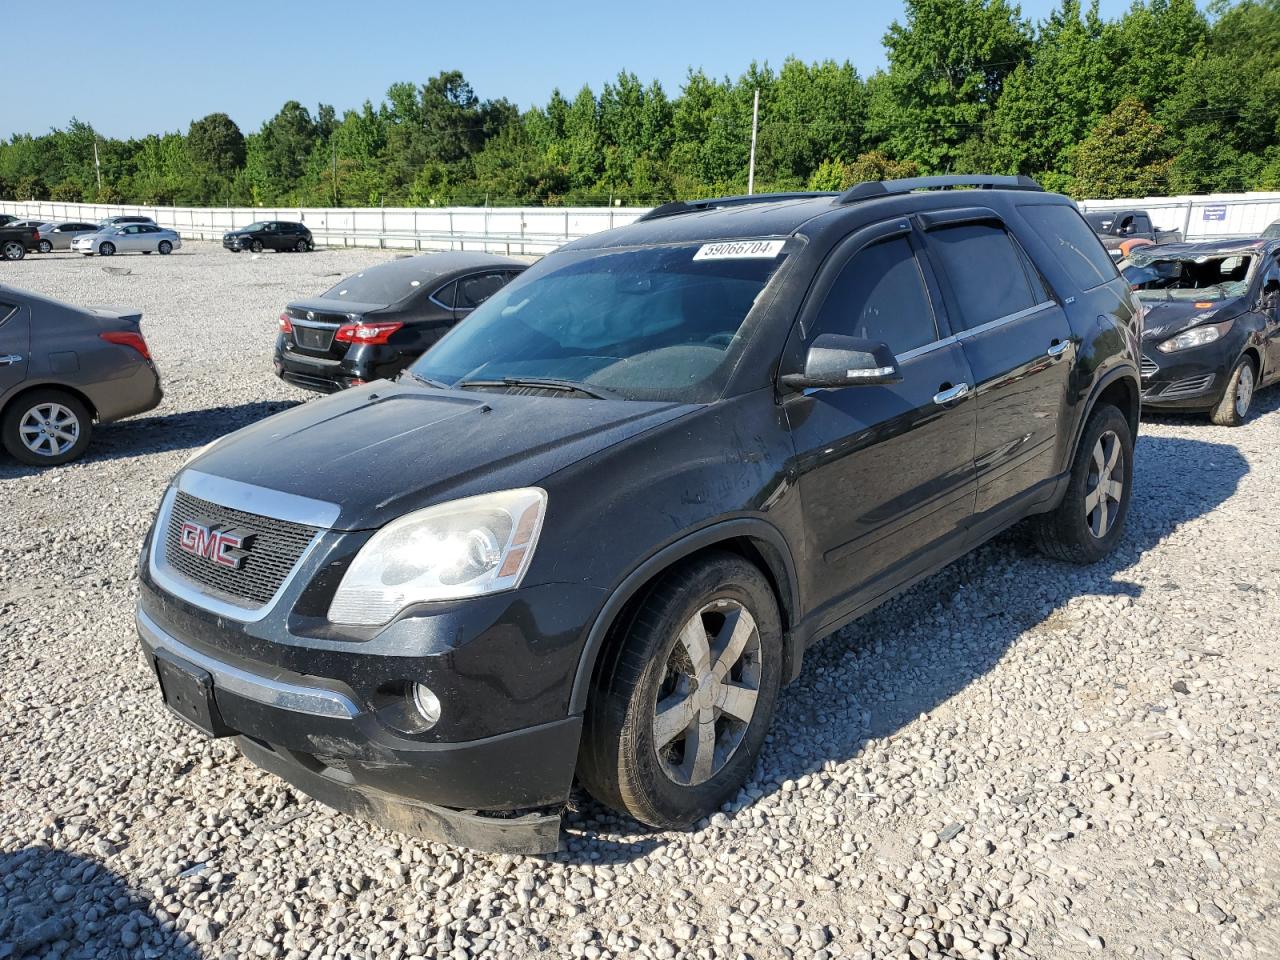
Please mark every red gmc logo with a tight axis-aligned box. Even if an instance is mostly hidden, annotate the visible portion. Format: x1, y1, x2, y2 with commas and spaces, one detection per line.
178, 522, 251, 569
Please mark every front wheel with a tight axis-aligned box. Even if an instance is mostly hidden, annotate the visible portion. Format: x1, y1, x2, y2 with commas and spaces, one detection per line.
578, 552, 783, 829
99, 242, 115, 257
37, 240, 52, 254
1, 240, 26, 260
1032, 403, 1133, 563
2, 390, 93, 466
158, 240, 172, 255
250, 239, 263, 253
1209, 356, 1255, 427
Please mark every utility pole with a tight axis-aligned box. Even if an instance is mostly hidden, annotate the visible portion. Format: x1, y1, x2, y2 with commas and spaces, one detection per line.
93, 138, 102, 192
331, 138, 338, 206
747, 88, 760, 196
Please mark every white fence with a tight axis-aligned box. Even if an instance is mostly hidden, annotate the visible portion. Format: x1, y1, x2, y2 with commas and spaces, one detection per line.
0, 201, 652, 255
5, 191, 1279, 253
1077, 192, 1280, 241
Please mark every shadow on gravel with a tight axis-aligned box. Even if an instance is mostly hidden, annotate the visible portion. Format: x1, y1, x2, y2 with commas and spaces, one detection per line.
0, 400, 301, 477
0, 846, 203, 959
562, 433, 1251, 860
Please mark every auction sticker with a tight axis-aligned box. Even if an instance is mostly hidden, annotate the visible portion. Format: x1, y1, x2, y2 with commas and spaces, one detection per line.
694, 239, 786, 260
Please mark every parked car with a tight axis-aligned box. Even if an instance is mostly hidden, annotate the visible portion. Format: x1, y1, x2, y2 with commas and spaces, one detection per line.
136, 176, 1141, 854
1084, 208, 1182, 259
0, 284, 162, 465
1124, 237, 1280, 425
35, 221, 102, 253
5, 219, 53, 232
1261, 220, 1280, 239
98, 215, 157, 228
275, 252, 524, 393
0, 222, 41, 261
0, 215, 17, 227
73, 224, 182, 257
223, 221, 314, 253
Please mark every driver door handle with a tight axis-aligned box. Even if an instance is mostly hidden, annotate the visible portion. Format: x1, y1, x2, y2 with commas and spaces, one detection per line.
1047, 339, 1071, 357
933, 382, 971, 405
0, 354, 23, 366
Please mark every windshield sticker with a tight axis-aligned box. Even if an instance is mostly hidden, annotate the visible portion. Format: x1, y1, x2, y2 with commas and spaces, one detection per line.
693, 239, 786, 261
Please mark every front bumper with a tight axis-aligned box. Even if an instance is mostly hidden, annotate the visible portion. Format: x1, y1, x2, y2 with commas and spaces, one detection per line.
1140, 341, 1233, 410
223, 237, 245, 251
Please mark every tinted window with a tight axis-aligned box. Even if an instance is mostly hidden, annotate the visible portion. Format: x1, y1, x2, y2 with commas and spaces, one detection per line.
457, 272, 508, 310
432, 281, 457, 309
927, 224, 1039, 330
0, 301, 16, 325
810, 236, 937, 355
1018, 204, 1118, 292
1133, 215, 1152, 233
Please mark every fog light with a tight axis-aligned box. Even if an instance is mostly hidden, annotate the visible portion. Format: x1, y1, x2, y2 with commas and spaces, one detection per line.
412, 683, 441, 726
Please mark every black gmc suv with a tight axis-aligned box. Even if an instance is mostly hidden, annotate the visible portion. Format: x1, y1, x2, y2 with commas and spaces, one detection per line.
136, 176, 1142, 853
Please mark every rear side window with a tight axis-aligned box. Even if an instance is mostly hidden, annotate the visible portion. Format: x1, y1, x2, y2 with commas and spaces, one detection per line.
0, 301, 15, 325
810, 236, 938, 356
457, 272, 508, 310
926, 224, 1040, 331
1019, 204, 1118, 292
432, 281, 457, 309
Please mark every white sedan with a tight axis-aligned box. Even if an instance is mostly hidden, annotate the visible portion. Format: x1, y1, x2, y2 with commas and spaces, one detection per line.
72, 224, 182, 257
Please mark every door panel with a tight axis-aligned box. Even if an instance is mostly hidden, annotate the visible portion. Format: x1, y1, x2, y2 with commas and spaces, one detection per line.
0, 302, 31, 398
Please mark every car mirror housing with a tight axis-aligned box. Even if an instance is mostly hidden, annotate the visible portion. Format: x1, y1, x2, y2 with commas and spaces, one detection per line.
781, 334, 902, 390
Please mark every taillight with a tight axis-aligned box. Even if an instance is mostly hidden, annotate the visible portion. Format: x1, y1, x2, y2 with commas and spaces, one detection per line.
335, 321, 403, 345
278, 312, 294, 334
100, 330, 151, 360
33, 230, 40, 241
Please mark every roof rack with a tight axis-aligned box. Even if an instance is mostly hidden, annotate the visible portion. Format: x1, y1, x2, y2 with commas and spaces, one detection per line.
836, 175, 1044, 205
636, 191, 838, 223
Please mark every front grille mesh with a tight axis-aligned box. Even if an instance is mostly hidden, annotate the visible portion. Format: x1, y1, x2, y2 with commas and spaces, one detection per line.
162, 491, 319, 606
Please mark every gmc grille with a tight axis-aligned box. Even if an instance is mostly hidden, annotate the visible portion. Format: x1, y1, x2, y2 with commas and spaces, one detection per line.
162, 491, 319, 607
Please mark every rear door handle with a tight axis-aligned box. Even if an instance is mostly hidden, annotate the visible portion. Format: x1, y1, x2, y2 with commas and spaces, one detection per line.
0, 354, 23, 366
1047, 340, 1070, 357
933, 382, 971, 405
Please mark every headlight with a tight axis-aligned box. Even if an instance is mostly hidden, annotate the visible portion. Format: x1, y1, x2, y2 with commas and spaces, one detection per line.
328, 488, 547, 625
1157, 319, 1233, 353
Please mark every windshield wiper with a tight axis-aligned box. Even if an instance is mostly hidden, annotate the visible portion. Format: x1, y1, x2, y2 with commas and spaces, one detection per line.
457, 377, 617, 400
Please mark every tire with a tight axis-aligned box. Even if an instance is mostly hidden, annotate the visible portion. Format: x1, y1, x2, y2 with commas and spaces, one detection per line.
99, 242, 115, 257
578, 551, 783, 829
2, 240, 26, 261
1209, 356, 1256, 427
158, 240, 172, 255
2, 390, 93, 467
1032, 403, 1133, 564
37, 240, 52, 254
294, 238, 308, 252
250, 239, 263, 253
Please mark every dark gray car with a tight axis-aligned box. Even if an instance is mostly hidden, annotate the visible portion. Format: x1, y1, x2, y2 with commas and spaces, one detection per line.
0, 285, 163, 466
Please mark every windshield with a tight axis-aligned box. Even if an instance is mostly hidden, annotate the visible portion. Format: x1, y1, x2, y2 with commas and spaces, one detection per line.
1122, 252, 1254, 301
409, 241, 791, 403
244, 222, 267, 232
1084, 212, 1113, 232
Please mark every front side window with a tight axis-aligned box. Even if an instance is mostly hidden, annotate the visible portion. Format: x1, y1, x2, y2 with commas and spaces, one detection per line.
927, 223, 1039, 330
809, 236, 937, 356
411, 241, 792, 402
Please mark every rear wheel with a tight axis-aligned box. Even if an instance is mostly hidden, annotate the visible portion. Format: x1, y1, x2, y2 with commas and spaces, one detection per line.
2, 390, 93, 466
294, 238, 308, 252
158, 240, 172, 255
37, 239, 52, 254
99, 241, 115, 256
1032, 403, 1133, 563
578, 552, 783, 828
1, 240, 25, 260
1209, 356, 1255, 427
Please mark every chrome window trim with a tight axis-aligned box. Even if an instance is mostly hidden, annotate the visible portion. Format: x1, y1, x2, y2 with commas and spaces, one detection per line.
149, 475, 339, 623
951, 300, 1056, 342
136, 607, 359, 719
896, 335, 959, 364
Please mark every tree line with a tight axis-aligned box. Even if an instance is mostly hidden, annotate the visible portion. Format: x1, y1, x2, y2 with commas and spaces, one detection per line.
3, 0, 1278, 207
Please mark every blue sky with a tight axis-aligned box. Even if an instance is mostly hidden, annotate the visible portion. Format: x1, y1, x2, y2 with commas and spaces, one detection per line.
4, 0, 1199, 140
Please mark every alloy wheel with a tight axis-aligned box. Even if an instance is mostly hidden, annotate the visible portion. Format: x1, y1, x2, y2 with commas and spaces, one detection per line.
652, 599, 762, 786
1084, 430, 1124, 539
2, 241, 23, 260
1235, 363, 1255, 418
18, 402, 80, 458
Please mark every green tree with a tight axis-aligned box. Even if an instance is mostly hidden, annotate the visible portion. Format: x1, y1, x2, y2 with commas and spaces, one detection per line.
187, 113, 246, 178
1072, 98, 1173, 197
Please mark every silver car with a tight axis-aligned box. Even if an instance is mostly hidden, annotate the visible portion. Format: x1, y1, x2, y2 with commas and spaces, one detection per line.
36, 221, 101, 253
72, 224, 182, 257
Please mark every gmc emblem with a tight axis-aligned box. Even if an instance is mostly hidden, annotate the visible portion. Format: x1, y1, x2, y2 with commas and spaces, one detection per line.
178, 521, 253, 569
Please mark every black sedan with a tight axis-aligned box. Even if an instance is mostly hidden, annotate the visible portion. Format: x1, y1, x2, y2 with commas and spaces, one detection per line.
274, 252, 525, 393
224, 221, 313, 253
1, 284, 163, 465
1127, 237, 1280, 425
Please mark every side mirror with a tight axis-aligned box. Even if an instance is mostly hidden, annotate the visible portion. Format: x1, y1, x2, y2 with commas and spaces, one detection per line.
781, 334, 902, 390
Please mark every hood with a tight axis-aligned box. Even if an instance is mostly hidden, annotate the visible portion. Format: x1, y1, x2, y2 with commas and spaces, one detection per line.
186, 383, 695, 530
286, 296, 387, 317
1139, 296, 1245, 342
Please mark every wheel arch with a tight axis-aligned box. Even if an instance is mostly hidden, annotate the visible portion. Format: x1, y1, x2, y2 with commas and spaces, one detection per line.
1, 381, 100, 424
568, 518, 801, 715
1073, 366, 1139, 462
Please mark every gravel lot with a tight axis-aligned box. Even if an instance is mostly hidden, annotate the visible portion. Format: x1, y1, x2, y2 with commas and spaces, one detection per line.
1, 242, 1277, 960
